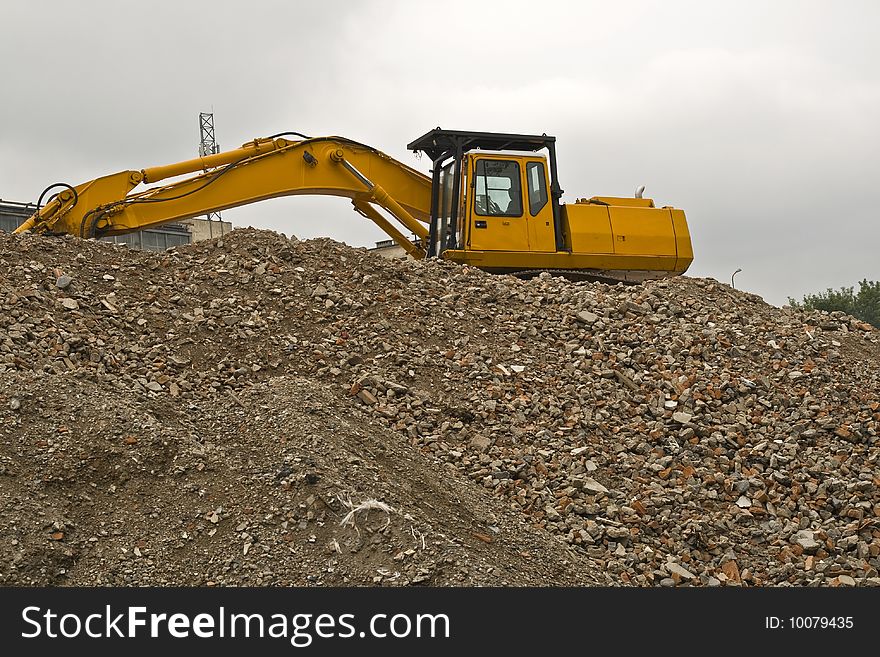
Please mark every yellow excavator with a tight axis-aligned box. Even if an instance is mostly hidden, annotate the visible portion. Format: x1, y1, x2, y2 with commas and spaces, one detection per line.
15, 128, 693, 282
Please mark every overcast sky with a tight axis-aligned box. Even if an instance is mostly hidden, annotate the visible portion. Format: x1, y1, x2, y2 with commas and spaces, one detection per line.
2, 1, 877, 306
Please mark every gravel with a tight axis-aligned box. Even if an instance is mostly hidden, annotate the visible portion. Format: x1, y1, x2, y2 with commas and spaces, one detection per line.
1, 226, 878, 587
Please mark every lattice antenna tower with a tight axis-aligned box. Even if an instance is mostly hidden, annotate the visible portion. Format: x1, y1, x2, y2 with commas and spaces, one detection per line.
199, 112, 222, 223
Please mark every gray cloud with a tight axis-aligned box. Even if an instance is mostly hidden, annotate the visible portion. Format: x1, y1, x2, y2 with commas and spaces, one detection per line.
2, 0, 877, 306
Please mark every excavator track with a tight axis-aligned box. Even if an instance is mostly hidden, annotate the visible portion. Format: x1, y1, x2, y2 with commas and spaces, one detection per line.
507, 269, 643, 285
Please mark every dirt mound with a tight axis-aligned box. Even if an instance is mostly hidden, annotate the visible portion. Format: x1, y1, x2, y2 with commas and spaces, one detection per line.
1, 370, 593, 586
1, 228, 878, 586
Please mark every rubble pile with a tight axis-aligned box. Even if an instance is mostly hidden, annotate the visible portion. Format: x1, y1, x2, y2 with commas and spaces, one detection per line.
1, 228, 877, 587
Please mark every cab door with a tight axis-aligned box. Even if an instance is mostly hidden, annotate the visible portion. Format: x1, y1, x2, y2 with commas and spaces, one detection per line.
467, 156, 530, 251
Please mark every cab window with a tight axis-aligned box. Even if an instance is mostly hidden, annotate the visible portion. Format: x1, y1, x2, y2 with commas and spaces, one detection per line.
526, 161, 548, 216
474, 159, 522, 217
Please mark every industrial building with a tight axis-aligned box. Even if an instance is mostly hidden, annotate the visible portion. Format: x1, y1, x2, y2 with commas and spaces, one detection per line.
368, 238, 409, 260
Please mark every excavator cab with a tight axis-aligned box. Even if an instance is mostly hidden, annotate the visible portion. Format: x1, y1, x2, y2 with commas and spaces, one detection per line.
407, 129, 565, 259
464, 153, 557, 253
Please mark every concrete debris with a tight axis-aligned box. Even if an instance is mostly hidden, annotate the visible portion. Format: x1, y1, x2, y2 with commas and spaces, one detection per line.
576, 310, 599, 324
0, 227, 878, 588
666, 562, 697, 579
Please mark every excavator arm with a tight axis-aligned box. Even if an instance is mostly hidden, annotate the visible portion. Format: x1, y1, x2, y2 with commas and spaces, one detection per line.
15, 135, 432, 259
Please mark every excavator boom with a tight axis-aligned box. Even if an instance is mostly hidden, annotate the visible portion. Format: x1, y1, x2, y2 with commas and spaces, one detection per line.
17, 135, 433, 259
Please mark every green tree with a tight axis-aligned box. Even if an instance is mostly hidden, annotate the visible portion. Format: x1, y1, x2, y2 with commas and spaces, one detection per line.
789, 279, 880, 328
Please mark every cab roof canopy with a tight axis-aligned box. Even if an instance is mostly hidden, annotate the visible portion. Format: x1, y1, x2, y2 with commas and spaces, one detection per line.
407, 128, 556, 162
